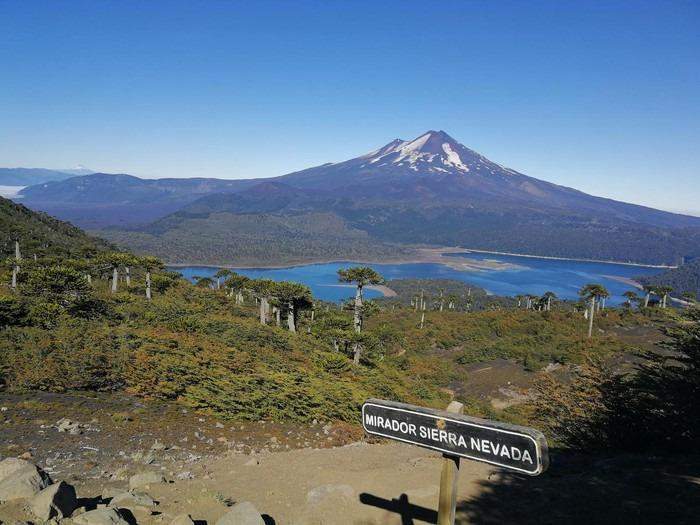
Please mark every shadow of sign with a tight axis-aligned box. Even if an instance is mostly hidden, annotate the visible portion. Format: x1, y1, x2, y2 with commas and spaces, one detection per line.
359, 492, 438, 525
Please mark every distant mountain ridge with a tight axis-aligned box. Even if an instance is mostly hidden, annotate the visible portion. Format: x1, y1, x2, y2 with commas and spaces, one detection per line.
15, 130, 700, 265
19, 173, 257, 228
0, 167, 94, 186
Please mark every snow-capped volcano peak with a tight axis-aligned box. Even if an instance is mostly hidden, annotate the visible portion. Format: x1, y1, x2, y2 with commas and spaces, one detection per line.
359, 130, 512, 175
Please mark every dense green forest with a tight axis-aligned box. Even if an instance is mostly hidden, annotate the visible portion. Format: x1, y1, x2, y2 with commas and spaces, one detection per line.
639, 259, 700, 301
0, 197, 112, 258
100, 212, 410, 265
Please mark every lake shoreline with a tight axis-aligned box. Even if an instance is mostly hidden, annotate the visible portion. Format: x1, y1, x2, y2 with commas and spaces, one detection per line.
165, 246, 671, 271
165, 247, 519, 272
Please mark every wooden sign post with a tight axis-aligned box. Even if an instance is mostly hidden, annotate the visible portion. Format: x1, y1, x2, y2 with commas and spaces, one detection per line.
437, 401, 464, 525
362, 399, 549, 525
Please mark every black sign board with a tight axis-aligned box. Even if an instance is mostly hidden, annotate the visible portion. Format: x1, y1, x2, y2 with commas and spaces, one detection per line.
362, 399, 548, 475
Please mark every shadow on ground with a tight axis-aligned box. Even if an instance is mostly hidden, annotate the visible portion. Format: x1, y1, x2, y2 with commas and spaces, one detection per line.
455, 452, 700, 525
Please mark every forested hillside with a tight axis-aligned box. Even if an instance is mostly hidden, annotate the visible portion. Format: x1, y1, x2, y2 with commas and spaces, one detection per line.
639, 259, 700, 300
0, 196, 112, 258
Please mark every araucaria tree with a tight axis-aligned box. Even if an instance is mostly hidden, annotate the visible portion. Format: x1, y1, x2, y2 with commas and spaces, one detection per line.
337, 266, 384, 364
140, 255, 164, 300
579, 283, 609, 338
274, 281, 313, 333
224, 272, 250, 304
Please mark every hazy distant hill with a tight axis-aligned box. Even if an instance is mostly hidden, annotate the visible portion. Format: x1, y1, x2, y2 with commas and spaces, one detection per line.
19, 131, 700, 265
0, 196, 111, 258
19, 173, 257, 228
0, 167, 92, 186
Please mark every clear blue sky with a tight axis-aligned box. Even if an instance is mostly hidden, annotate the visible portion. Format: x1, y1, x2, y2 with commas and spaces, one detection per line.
1, 0, 698, 214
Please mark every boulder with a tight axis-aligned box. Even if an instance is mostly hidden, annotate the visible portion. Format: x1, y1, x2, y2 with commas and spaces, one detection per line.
214, 501, 265, 525
0, 459, 51, 502
73, 508, 130, 525
0, 458, 32, 481
128, 471, 166, 490
171, 514, 195, 525
109, 490, 156, 509
28, 480, 77, 521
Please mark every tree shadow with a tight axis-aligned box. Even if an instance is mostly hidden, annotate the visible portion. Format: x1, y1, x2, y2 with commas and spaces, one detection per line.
359, 492, 437, 524
455, 450, 700, 525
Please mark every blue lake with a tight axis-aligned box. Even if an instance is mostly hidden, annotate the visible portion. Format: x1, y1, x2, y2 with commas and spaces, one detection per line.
173, 253, 662, 305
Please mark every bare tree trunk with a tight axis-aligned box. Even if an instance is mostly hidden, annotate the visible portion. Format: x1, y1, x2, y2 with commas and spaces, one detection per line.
86, 273, 92, 284
15, 241, 21, 261
216, 277, 220, 290
11, 266, 17, 289
353, 344, 361, 365
332, 339, 339, 352
125, 267, 131, 286
274, 307, 281, 327
287, 302, 296, 332
420, 311, 425, 329
601, 296, 606, 310
662, 294, 668, 308
146, 271, 152, 300
111, 267, 118, 293
587, 297, 596, 338
644, 293, 650, 307
260, 297, 269, 324
354, 285, 363, 334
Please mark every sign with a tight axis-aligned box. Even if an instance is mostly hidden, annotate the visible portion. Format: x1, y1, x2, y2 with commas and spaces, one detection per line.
362, 399, 548, 475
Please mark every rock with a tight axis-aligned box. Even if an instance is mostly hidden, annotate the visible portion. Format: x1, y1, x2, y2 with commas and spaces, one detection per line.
0, 458, 33, 481
175, 471, 193, 480
109, 490, 156, 509
110, 467, 130, 481
244, 457, 259, 466
0, 458, 52, 502
171, 514, 195, 525
56, 418, 83, 434
215, 422, 224, 429
214, 502, 265, 525
129, 471, 166, 490
28, 480, 77, 521
306, 484, 355, 505
73, 507, 130, 525
18, 452, 33, 460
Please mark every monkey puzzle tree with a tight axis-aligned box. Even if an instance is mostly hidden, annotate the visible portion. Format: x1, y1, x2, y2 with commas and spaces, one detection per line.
194, 276, 215, 288
249, 278, 277, 325
273, 281, 312, 333
224, 272, 250, 304
542, 291, 557, 312
337, 266, 384, 364
657, 285, 673, 308
214, 269, 232, 290
642, 284, 656, 308
579, 283, 609, 338
140, 255, 164, 300
623, 290, 639, 308
97, 251, 133, 293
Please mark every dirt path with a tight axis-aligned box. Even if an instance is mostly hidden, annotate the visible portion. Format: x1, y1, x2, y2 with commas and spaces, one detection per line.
142, 442, 493, 524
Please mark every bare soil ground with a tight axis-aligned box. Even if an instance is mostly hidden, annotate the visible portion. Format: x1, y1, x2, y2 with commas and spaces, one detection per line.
2, 390, 699, 524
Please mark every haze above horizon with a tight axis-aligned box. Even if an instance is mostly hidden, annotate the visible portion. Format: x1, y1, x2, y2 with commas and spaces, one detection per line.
1, 1, 698, 215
